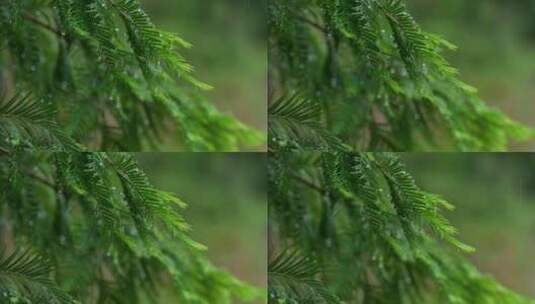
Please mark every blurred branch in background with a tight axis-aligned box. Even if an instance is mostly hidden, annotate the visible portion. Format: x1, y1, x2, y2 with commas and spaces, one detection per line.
404, 153, 535, 297
142, 0, 267, 150
137, 153, 267, 303
407, 0, 535, 150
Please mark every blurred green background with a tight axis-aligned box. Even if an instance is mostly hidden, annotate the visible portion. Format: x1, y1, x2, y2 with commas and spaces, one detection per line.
406, 0, 535, 150
403, 153, 535, 298
137, 153, 267, 303
141, 0, 267, 151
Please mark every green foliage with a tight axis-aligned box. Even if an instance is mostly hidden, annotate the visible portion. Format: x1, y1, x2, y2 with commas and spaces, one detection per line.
0, 152, 259, 303
269, 95, 346, 151
268, 152, 534, 303
0, 249, 73, 304
0, 0, 261, 151
0, 94, 79, 152
268, 0, 533, 151
268, 249, 338, 303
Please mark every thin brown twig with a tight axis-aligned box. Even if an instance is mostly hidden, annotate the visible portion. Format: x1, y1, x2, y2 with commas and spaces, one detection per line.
294, 15, 328, 34
287, 8, 328, 34
289, 172, 325, 193
25, 171, 55, 188
0, 147, 54, 187
23, 13, 64, 38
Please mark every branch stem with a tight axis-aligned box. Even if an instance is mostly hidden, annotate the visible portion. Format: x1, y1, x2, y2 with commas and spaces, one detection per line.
26, 171, 56, 189
23, 13, 64, 38
289, 173, 325, 193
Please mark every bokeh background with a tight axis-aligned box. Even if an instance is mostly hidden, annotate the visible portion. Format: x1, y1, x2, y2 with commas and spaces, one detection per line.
141, 0, 267, 150
406, 0, 535, 150
137, 153, 267, 303
403, 153, 535, 298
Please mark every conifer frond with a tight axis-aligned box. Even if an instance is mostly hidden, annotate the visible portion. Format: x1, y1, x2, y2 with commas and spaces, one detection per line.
269, 249, 339, 304
78, 153, 121, 229
269, 95, 347, 151
0, 0, 261, 151
377, 154, 474, 252
0, 248, 73, 304
0, 94, 78, 152
0, 152, 261, 303
109, 154, 190, 234
269, 0, 533, 151
269, 152, 533, 303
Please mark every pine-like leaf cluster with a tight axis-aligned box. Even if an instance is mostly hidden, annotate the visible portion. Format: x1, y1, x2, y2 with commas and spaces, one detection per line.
0, 94, 79, 152
0, 248, 73, 304
268, 152, 535, 303
0, 152, 260, 303
0, 0, 261, 152
268, 0, 533, 151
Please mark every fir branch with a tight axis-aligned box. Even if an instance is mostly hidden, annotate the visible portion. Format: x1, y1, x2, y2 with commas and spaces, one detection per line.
0, 248, 73, 304
269, 94, 348, 151
269, 249, 339, 303
269, 152, 534, 303
0, 93, 79, 151
0, 152, 260, 303
0, 0, 261, 151
268, 0, 533, 151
